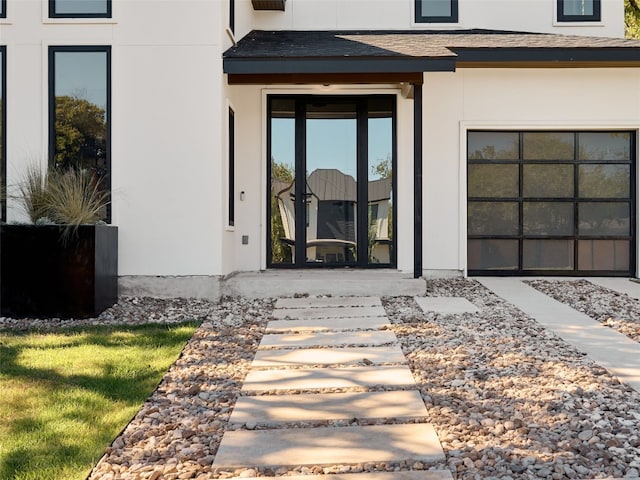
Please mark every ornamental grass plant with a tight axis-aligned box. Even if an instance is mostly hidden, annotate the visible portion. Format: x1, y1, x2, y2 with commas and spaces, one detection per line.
15, 164, 110, 239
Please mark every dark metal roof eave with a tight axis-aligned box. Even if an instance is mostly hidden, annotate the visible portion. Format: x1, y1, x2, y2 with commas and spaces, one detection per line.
454, 47, 640, 63
222, 56, 457, 74
223, 48, 640, 76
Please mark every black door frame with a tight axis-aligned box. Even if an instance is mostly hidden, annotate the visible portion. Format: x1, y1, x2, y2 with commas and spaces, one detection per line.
267, 94, 397, 269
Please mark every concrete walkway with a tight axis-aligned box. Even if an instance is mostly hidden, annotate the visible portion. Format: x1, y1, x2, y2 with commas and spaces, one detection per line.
212, 296, 451, 480
210, 280, 640, 480
478, 277, 640, 393
589, 277, 640, 301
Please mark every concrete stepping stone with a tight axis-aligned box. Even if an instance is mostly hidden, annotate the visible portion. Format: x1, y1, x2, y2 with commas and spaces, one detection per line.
229, 390, 428, 424
212, 423, 445, 468
242, 365, 418, 391
234, 473, 454, 480
414, 296, 480, 314
266, 316, 390, 333
272, 305, 387, 320
252, 345, 407, 367
276, 296, 383, 309
259, 331, 397, 348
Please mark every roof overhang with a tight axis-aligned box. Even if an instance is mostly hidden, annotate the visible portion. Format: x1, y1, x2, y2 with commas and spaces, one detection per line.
223, 30, 640, 85
455, 47, 640, 67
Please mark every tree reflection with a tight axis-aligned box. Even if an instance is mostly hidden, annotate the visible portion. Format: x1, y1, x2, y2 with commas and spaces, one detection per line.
54, 95, 106, 177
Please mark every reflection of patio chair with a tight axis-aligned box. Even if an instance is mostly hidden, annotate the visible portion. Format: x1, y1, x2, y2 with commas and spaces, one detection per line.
275, 177, 356, 263
367, 178, 392, 263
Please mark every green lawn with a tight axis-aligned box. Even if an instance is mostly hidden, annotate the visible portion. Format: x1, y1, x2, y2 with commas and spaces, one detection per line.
0, 322, 199, 480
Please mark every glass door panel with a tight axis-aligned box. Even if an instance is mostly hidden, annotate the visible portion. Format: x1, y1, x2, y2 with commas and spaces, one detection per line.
305, 102, 358, 264
367, 98, 394, 265
268, 95, 396, 268
269, 98, 296, 265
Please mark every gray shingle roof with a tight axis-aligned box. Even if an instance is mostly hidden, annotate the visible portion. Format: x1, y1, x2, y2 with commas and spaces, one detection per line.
223, 29, 640, 74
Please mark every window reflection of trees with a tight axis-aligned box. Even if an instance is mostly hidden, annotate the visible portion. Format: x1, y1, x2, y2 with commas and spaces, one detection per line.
54, 95, 106, 176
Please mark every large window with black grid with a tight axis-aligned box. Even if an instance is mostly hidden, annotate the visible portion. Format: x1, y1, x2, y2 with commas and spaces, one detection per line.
467, 131, 635, 275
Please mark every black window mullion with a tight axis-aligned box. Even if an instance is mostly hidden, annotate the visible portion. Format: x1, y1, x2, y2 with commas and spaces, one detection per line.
295, 99, 306, 266
356, 100, 368, 266
228, 107, 235, 227
631, 133, 637, 276
518, 132, 524, 271
0, 47, 5, 221
574, 132, 580, 272
391, 98, 398, 267
266, 97, 273, 267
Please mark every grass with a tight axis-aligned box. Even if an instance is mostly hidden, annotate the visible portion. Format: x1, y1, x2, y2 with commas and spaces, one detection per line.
0, 322, 199, 480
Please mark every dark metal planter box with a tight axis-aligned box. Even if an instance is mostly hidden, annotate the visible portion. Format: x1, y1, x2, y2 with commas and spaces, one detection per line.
0, 224, 118, 319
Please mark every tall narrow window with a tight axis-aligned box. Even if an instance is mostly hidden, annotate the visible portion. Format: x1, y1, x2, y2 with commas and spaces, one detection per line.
415, 0, 458, 23
557, 0, 600, 21
229, 0, 235, 34
49, 46, 111, 218
228, 107, 235, 227
1, 0, 6, 18
0, 47, 5, 221
49, 0, 111, 18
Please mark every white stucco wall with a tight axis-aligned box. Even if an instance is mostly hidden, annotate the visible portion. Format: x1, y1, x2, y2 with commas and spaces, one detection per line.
3, 0, 226, 277
423, 68, 640, 275
2, 0, 637, 283
235, 0, 624, 39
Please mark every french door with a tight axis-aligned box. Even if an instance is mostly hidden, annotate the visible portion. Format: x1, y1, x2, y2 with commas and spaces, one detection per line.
268, 95, 396, 268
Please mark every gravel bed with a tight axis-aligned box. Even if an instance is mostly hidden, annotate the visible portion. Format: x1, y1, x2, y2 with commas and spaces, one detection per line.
526, 279, 640, 343
0, 296, 216, 331
6, 280, 640, 479
386, 278, 640, 480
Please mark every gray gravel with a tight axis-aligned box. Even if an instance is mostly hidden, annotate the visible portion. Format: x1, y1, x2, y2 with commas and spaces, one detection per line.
4, 280, 640, 479
526, 279, 640, 343
388, 278, 640, 480
0, 296, 216, 331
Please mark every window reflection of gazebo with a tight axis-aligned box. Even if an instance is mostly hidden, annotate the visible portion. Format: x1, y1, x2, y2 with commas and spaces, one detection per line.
274, 168, 391, 264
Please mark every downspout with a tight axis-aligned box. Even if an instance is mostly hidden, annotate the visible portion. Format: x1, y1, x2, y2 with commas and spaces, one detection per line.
413, 83, 423, 279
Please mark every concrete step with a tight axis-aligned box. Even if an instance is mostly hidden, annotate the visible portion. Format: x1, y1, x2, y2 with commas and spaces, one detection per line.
212, 423, 445, 469
228, 472, 454, 480
275, 296, 383, 309
252, 345, 407, 368
221, 270, 425, 298
414, 297, 480, 315
266, 316, 391, 333
242, 365, 418, 392
229, 390, 428, 425
272, 306, 387, 320
259, 331, 397, 348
